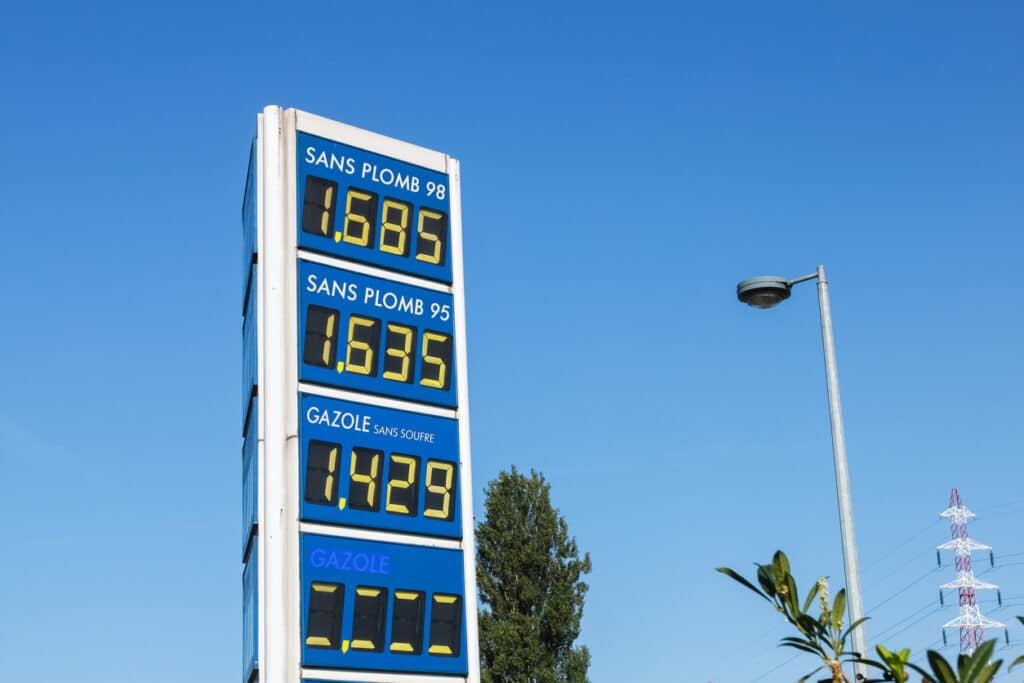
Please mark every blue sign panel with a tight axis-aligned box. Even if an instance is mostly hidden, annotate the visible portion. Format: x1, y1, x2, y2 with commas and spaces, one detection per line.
296, 132, 452, 284
242, 404, 258, 558
300, 394, 461, 539
242, 265, 257, 429
298, 260, 457, 408
243, 550, 258, 682
300, 533, 467, 675
242, 140, 257, 290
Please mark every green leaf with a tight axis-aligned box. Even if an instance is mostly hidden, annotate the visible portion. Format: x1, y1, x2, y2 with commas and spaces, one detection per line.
840, 616, 870, 644
796, 613, 820, 639
785, 574, 800, 617
831, 588, 846, 634
961, 640, 996, 681
957, 652, 970, 679
975, 660, 1002, 683
715, 567, 770, 601
853, 656, 890, 672
802, 580, 820, 614
772, 550, 791, 576
780, 636, 827, 658
874, 644, 901, 671
1008, 654, 1024, 672
780, 641, 824, 657
927, 649, 958, 683
756, 564, 776, 597
974, 639, 996, 663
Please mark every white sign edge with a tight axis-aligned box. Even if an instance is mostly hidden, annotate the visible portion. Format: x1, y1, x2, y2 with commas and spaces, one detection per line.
293, 109, 448, 174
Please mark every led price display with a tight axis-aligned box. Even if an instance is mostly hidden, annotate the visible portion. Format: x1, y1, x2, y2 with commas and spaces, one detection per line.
298, 132, 452, 284
300, 394, 461, 538
299, 259, 457, 408
301, 533, 468, 675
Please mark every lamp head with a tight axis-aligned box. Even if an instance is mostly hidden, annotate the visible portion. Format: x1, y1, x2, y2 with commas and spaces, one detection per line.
737, 276, 792, 309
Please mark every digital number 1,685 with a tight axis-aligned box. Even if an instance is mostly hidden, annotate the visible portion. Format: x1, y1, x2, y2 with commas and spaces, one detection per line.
302, 175, 449, 268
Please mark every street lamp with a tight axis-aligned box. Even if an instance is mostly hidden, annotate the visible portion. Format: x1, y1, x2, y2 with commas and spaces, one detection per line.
736, 265, 868, 681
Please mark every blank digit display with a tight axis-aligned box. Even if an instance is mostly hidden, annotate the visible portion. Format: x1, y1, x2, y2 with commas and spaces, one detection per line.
305, 440, 340, 506
385, 454, 420, 516
302, 175, 338, 237
351, 586, 388, 652
389, 590, 425, 654
428, 594, 462, 656
304, 305, 340, 368
348, 447, 382, 511
306, 582, 345, 649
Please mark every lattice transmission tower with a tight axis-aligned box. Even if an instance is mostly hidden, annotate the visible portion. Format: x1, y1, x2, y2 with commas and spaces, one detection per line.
938, 488, 1003, 655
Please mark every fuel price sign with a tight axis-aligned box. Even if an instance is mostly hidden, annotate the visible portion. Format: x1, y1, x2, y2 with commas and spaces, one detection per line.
242, 107, 478, 683
300, 394, 462, 539
298, 131, 453, 284
299, 260, 457, 408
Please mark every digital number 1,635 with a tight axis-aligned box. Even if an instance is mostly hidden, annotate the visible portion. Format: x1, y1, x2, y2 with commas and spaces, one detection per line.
303, 305, 453, 392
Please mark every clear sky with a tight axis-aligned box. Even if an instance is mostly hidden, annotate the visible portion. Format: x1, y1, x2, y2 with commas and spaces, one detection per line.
1, 2, 1022, 681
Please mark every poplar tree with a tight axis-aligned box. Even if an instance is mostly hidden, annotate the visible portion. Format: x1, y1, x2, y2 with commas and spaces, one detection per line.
476, 467, 592, 683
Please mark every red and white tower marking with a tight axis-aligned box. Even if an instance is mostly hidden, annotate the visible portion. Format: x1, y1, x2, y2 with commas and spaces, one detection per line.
938, 488, 1002, 655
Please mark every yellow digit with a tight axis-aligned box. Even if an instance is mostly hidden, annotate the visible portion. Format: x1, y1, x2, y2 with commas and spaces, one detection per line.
341, 189, 374, 246
424, 461, 454, 520
383, 324, 414, 382
321, 312, 337, 366
419, 332, 448, 389
346, 316, 378, 376
380, 199, 410, 255
416, 209, 445, 264
386, 455, 418, 514
350, 448, 380, 508
324, 445, 339, 502
318, 186, 334, 236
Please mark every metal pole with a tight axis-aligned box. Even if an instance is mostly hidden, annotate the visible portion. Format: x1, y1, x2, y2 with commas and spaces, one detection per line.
815, 264, 868, 679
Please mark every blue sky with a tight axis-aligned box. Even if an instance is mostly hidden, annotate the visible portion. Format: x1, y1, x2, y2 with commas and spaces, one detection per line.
1, 2, 1022, 681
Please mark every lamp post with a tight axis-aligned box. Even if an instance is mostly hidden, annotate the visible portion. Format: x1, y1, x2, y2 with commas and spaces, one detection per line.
736, 265, 868, 681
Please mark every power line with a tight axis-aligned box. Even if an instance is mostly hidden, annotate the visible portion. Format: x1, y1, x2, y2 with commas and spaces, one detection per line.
748, 651, 802, 682
867, 567, 940, 613
873, 605, 944, 644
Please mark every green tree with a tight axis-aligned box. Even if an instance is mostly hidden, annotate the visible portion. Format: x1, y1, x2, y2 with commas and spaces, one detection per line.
476, 467, 592, 683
